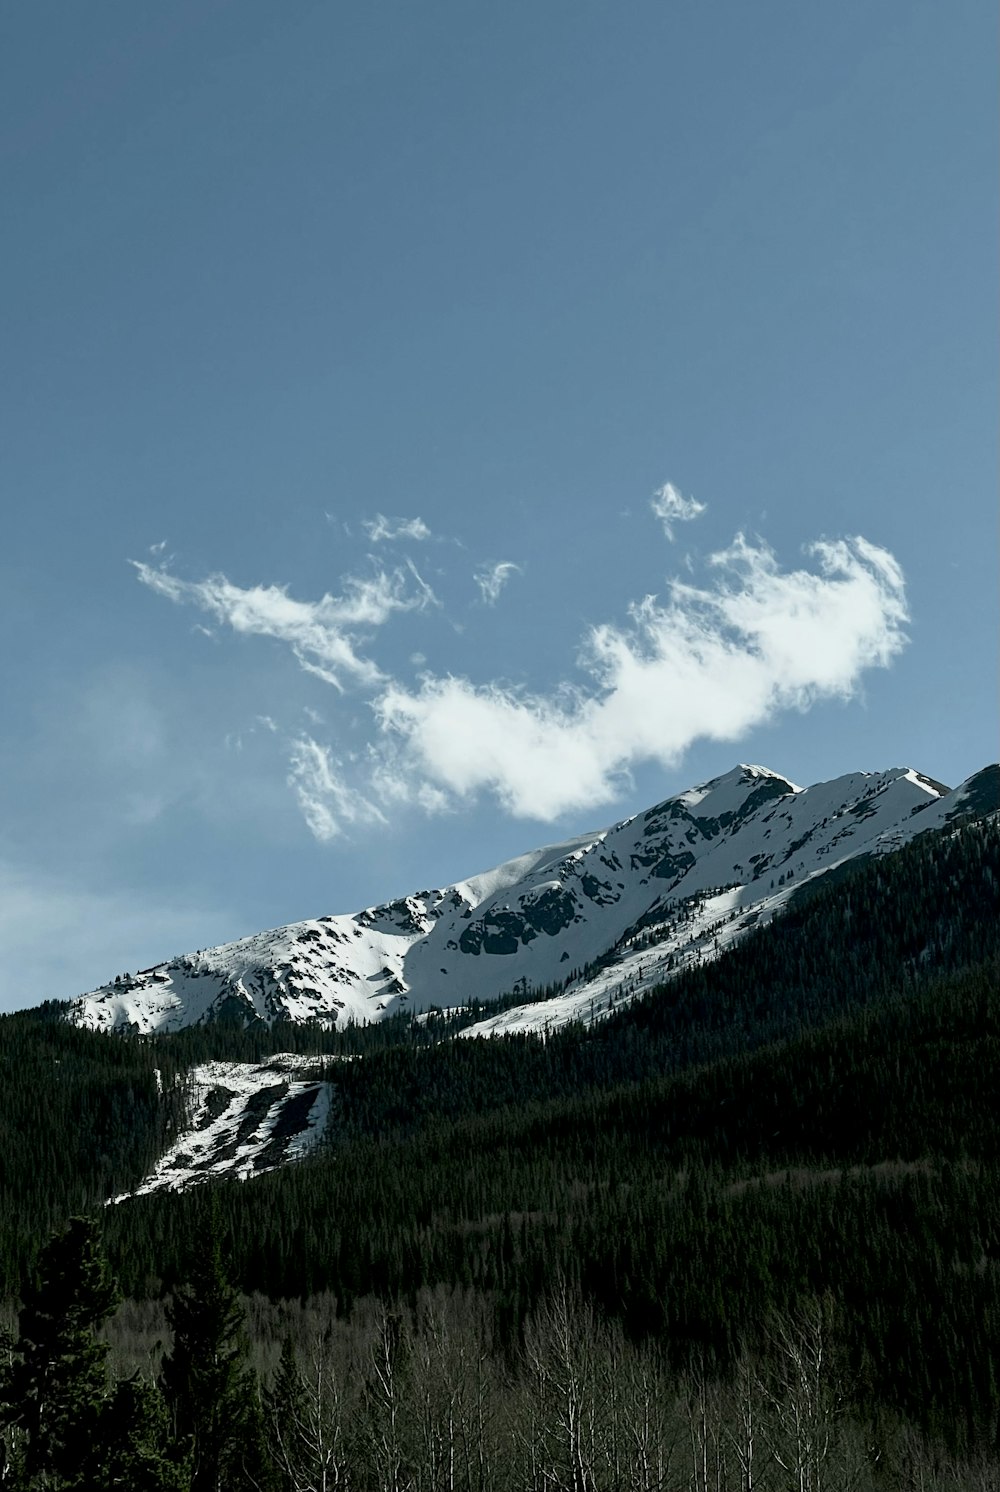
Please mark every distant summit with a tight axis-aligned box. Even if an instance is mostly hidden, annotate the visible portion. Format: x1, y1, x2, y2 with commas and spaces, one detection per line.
68, 760, 998, 1040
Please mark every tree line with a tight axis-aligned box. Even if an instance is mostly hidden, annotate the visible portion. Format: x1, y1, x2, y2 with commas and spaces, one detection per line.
3, 1211, 999, 1490
100, 961, 1000, 1450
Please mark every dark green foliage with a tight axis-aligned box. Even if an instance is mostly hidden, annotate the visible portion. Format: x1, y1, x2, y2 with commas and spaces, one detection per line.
160, 1202, 262, 1492
98, 955, 1000, 1449
0, 1215, 118, 1488
99, 1377, 190, 1491
0, 1013, 185, 1294
0, 1223, 187, 1489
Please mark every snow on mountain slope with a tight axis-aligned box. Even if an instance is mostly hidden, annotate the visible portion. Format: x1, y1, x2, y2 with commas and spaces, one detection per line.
71, 761, 990, 1041
90, 759, 998, 1197
869, 763, 999, 850
111, 1055, 334, 1199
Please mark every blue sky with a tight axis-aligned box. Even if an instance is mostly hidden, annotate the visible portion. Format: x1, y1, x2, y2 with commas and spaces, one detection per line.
2, 1, 996, 1010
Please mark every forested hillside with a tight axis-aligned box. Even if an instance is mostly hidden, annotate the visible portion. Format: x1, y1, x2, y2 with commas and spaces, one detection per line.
0, 816, 998, 1483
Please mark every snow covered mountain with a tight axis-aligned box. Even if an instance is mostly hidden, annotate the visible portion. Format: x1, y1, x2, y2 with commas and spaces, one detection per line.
71, 761, 997, 1043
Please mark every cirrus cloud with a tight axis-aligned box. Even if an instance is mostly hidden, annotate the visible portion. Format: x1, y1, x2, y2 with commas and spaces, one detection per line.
133, 502, 909, 837
475, 561, 521, 605
362, 514, 432, 543
287, 736, 386, 841
132, 560, 436, 692
650, 481, 706, 539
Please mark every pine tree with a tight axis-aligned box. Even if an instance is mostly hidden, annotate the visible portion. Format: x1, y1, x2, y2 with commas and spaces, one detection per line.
99, 1377, 190, 1490
0, 1215, 118, 1489
160, 1202, 260, 1492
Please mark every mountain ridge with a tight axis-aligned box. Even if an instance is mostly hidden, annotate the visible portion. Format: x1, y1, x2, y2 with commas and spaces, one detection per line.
69, 760, 997, 1039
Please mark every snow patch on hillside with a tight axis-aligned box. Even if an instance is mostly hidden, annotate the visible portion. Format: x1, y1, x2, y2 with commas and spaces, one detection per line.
111, 1054, 333, 1198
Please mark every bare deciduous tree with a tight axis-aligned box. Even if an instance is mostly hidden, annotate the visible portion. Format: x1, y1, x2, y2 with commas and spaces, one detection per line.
266, 1330, 353, 1492
361, 1306, 412, 1492
520, 1281, 599, 1492
759, 1297, 842, 1492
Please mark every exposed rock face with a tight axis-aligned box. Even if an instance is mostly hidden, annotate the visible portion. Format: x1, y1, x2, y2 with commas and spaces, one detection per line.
70, 762, 996, 1039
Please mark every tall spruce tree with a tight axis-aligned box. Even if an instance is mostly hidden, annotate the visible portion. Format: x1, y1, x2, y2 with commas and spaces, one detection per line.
160, 1201, 264, 1492
0, 1215, 118, 1490
99, 1377, 190, 1491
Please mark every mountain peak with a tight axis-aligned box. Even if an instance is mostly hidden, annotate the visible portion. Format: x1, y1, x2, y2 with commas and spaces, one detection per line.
672, 762, 800, 821
67, 758, 997, 1040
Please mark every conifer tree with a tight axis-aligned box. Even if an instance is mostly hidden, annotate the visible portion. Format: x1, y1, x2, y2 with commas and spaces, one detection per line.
0, 1215, 118, 1489
99, 1377, 190, 1491
160, 1201, 261, 1492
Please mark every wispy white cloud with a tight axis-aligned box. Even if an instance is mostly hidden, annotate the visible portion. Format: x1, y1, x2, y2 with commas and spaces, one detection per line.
287, 735, 386, 841
363, 514, 432, 543
650, 481, 706, 540
135, 509, 910, 837
375, 535, 908, 820
475, 561, 521, 606
404, 557, 440, 610
132, 561, 434, 692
